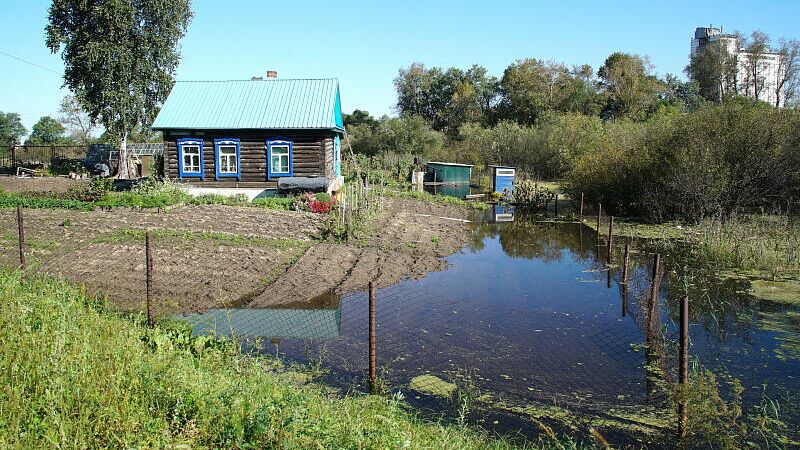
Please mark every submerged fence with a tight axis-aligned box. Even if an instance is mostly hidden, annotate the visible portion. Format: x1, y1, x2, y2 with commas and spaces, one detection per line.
3, 198, 696, 445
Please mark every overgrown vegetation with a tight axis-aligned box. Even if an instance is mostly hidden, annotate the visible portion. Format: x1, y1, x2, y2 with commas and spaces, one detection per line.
0, 191, 94, 210
0, 270, 571, 449
672, 365, 797, 448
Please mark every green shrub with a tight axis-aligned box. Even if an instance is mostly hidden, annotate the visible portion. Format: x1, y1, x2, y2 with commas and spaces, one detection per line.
96, 179, 191, 208
313, 192, 333, 203
512, 180, 551, 210
565, 100, 800, 222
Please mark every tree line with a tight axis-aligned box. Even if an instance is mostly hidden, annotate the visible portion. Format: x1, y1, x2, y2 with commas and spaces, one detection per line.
345, 29, 800, 221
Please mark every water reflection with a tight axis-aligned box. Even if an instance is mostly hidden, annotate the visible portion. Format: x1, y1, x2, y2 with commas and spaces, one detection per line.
181, 292, 342, 340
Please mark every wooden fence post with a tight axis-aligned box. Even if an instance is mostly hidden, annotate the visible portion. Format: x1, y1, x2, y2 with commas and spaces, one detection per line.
678, 295, 689, 439
146, 229, 154, 327
17, 206, 26, 270
579, 192, 584, 222
368, 281, 377, 393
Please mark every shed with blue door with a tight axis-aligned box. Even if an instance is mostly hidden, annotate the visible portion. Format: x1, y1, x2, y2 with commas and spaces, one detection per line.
152, 74, 345, 198
489, 165, 516, 194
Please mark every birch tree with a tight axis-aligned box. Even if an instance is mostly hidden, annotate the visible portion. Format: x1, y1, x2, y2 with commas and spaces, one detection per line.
46, 0, 192, 178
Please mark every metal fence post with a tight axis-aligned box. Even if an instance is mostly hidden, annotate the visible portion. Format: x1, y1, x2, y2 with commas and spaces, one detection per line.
554, 195, 559, 217
606, 216, 614, 263
368, 281, 377, 393
678, 294, 689, 438
17, 206, 26, 270
579, 192, 584, 222
146, 229, 154, 327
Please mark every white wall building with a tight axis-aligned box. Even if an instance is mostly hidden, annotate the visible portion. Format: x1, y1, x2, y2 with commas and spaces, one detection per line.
691, 26, 785, 106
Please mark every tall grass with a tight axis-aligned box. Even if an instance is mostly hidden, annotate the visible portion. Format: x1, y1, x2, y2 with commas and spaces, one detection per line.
691, 214, 800, 279
0, 270, 568, 449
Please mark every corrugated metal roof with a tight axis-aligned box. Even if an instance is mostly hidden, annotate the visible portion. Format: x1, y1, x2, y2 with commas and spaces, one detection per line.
152, 78, 343, 131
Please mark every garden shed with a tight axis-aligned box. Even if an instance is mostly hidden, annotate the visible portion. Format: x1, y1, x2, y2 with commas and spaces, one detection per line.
151, 76, 344, 198
425, 161, 473, 185
489, 165, 516, 194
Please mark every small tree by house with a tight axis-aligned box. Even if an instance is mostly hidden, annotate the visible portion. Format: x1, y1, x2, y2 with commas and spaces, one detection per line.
46, 0, 192, 178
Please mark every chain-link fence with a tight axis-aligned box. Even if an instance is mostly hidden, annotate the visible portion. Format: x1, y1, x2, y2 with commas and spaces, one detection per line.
2, 199, 692, 444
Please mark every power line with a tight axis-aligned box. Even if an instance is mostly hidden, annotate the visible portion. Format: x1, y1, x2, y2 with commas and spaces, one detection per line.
0, 50, 62, 76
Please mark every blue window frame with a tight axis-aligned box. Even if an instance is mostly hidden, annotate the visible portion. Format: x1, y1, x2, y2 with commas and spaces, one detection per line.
266, 139, 293, 178
213, 138, 241, 180
177, 138, 204, 179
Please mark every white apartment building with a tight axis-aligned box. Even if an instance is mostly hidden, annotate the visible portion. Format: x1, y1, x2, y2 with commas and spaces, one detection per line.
691, 26, 784, 106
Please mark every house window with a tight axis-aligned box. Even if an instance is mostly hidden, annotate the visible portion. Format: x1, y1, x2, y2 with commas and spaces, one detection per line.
177, 138, 203, 179
214, 138, 241, 180
266, 139, 293, 178
334, 135, 342, 177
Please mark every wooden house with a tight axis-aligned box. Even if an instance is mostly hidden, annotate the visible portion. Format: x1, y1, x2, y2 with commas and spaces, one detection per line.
151, 76, 344, 198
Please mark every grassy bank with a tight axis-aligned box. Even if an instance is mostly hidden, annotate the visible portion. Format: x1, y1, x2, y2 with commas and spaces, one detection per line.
0, 270, 578, 449
379, 188, 489, 210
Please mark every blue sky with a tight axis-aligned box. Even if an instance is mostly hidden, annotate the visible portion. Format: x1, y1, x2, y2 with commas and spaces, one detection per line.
1, 0, 799, 133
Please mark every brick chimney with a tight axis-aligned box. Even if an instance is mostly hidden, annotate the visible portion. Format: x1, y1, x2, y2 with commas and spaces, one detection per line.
266, 70, 278, 78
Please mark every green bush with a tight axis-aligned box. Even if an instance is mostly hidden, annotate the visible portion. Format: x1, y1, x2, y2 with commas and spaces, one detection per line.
512, 180, 552, 210
96, 179, 191, 208
565, 100, 800, 222
313, 192, 333, 203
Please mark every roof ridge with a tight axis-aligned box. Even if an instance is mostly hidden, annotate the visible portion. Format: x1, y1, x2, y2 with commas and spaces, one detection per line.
175, 78, 339, 82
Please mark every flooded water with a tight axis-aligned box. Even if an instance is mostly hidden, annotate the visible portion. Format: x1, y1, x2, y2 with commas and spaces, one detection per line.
183, 206, 800, 443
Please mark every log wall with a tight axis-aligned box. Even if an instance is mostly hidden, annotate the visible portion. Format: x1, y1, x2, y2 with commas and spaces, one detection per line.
164, 129, 335, 186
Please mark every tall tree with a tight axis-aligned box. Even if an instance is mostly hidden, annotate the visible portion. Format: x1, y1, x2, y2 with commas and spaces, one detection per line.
775, 38, 800, 107
687, 41, 736, 102
739, 31, 772, 100
0, 112, 27, 147
25, 116, 67, 145
46, 0, 192, 178
58, 95, 96, 145
597, 52, 662, 120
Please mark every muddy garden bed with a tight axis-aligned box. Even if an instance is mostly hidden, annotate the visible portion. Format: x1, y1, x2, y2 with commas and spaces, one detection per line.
0, 198, 472, 315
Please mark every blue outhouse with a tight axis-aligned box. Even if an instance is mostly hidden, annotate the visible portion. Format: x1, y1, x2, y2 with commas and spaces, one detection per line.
490, 165, 516, 193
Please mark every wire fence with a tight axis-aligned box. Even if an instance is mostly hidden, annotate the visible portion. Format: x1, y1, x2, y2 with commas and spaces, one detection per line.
1, 197, 690, 443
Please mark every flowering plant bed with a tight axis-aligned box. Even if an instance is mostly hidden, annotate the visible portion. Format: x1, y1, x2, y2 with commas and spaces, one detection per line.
295, 192, 336, 214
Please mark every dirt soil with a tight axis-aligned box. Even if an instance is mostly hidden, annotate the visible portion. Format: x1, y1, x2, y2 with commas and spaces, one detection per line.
0, 198, 473, 315
248, 198, 473, 307
0, 205, 321, 314
0, 175, 86, 194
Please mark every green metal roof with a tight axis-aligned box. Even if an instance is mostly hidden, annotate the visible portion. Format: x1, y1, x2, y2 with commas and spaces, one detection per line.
152, 78, 343, 131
